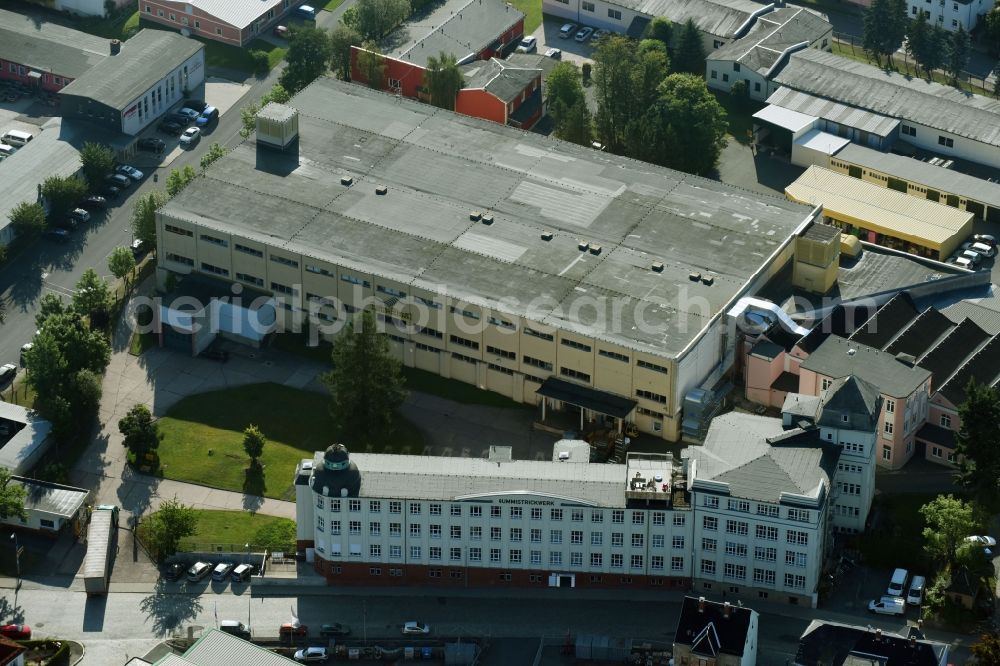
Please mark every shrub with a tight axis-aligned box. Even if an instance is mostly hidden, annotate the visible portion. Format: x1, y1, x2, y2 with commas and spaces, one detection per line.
249, 50, 270, 76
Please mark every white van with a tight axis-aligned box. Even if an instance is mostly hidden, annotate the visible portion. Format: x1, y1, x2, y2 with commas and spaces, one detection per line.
1, 130, 33, 147
906, 575, 926, 606
869, 596, 906, 615
887, 568, 908, 596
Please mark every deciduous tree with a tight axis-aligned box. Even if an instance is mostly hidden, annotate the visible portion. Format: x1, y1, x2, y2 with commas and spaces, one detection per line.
200, 143, 225, 171
346, 0, 410, 41
41, 175, 87, 221
79, 142, 116, 190
144, 496, 197, 561
653, 73, 728, 175
108, 246, 136, 287
130, 190, 167, 248
546, 62, 591, 145
863, 0, 908, 66
644, 16, 672, 47
330, 23, 362, 80
119, 403, 161, 461
0, 468, 26, 521
955, 379, 1000, 507
919, 494, 979, 566
972, 630, 1000, 664
8, 201, 46, 238
356, 41, 387, 89
593, 35, 639, 152
320, 310, 405, 445
166, 166, 197, 197
947, 25, 970, 83
425, 51, 464, 110
72, 268, 112, 324
279, 25, 333, 93
906, 13, 931, 74
671, 19, 706, 74
243, 424, 266, 468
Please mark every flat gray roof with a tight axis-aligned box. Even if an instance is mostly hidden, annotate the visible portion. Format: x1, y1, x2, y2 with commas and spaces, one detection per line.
384, 0, 523, 68
622, 0, 764, 39
317, 451, 631, 507
459, 58, 541, 103
835, 144, 1000, 210
799, 335, 931, 398
766, 86, 899, 138
61, 29, 203, 111
774, 49, 1000, 149
709, 7, 830, 76
162, 78, 814, 357
0, 7, 108, 79
0, 118, 81, 242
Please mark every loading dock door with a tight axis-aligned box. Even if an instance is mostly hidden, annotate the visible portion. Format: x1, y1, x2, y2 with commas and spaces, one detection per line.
548, 573, 575, 588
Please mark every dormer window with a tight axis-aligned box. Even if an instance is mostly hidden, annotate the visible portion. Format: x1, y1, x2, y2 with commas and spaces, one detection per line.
841, 414, 849, 423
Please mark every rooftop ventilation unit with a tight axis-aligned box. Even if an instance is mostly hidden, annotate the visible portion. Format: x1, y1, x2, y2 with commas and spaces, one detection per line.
541, 232, 553, 241
578, 241, 589, 252
470, 211, 481, 221
701, 275, 714, 286
255, 103, 299, 150
651, 262, 664, 273
375, 185, 388, 195
481, 213, 494, 225
589, 244, 602, 255
340, 176, 353, 186
689, 272, 701, 282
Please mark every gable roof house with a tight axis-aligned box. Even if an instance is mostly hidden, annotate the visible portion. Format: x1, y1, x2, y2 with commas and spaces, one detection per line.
794, 620, 949, 666
138, 0, 296, 47
673, 596, 759, 666
456, 57, 544, 130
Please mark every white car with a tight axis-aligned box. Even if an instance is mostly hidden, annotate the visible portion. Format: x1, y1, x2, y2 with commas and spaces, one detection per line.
544, 47, 562, 59
179, 127, 201, 147
402, 621, 430, 635
116, 164, 144, 181
293, 647, 329, 662
559, 22, 577, 38
516, 36, 537, 53
0, 364, 16, 383
965, 535, 997, 547
592, 28, 609, 40
177, 107, 201, 121
575, 27, 593, 42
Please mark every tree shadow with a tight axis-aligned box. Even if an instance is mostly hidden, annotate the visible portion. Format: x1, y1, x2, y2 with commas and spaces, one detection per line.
117, 461, 158, 521
0, 594, 26, 624
139, 579, 204, 637
242, 465, 265, 513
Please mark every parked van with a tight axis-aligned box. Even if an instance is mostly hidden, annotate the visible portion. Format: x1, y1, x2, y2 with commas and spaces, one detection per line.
887, 568, 908, 596
231, 563, 252, 582
295, 4, 316, 19
2, 130, 33, 147
186, 561, 211, 582
907, 575, 926, 606
868, 596, 906, 616
219, 620, 251, 639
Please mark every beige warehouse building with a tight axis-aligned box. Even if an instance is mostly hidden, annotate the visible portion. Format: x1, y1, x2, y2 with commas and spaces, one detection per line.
785, 166, 974, 261
155, 78, 821, 442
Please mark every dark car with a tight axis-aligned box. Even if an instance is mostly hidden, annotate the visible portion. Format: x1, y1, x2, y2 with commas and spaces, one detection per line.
102, 184, 121, 199
138, 137, 165, 152
163, 563, 185, 581
165, 112, 192, 126
183, 99, 208, 112
45, 229, 70, 242
105, 173, 130, 189
54, 218, 78, 231
79, 195, 107, 210
158, 120, 183, 135
319, 623, 351, 637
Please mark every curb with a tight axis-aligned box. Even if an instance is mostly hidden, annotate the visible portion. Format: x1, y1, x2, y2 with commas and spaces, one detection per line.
68, 640, 86, 666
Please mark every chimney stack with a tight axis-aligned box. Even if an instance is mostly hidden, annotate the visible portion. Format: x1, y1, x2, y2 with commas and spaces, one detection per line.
698, 597, 706, 613
875, 629, 882, 641
723, 601, 731, 619
110, 39, 121, 55
909, 635, 916, 647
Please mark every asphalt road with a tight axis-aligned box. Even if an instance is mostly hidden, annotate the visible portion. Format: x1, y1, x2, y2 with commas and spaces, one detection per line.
1, 585, 930, 666
0, 65, 284, 376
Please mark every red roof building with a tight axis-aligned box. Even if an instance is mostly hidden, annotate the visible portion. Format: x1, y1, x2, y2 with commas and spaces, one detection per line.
456, 57, 543, 130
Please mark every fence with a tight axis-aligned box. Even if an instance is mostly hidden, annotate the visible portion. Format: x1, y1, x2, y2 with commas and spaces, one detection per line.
831, 32, 997, 95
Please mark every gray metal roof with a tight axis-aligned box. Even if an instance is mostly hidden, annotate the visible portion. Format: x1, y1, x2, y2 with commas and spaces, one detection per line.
13, 476, 88, 518
156, 630, 299, 666
835, 144, 1000, 210
0, 7, 109, 79
165, 0, 288, 30
816, 375, 880, 430
766, 86, 899, 138
689, 413, 838, 503
161, 78, 814, 357
799, 335, 931, 398
459, 58, 541, 103
941, 298, 1000, 335
835, 246, 961, 302
0, 401, 53, 475
314, 451, 633, 507
708, 7, 831, 76
619, 0, 764, 39
385, 0, 524, 68
60, 29, 203, 111
774, 49, 1000, 149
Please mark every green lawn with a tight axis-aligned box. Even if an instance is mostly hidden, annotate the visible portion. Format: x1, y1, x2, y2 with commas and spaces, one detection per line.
155, 383, 428, 499
510, 0, 542, 33
129, 332, 157, 356
75, 10, 141, 40
179, 510, 295, 550
323, 0, 348, 10
402, 367, 530, 409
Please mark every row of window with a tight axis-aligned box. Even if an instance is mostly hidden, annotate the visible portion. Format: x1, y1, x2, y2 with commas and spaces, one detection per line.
5, 63, 68, 86
317, 499, 673, 525
700, 560, 807, 589
701, 516, 810, 545
702, 496, 807, 521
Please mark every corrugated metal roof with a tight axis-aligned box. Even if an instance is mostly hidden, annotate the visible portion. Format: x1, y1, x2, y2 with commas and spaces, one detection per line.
753, 104, 816, 132
708, 7, 831, 75
616, 0, 763, 39
169, 629, 299, 665
315, 452, 633, 507
80, 509, 114, 579
766, 86, 900, 137
159, 0, 287, 30
0, 7, 109, 79
775, 49, 1000, 149
0, 400, 53, 475
834, 144, 1000, 210
13, 476, 88, 518
785, 166, 973, 250
941, 299, 1000, 335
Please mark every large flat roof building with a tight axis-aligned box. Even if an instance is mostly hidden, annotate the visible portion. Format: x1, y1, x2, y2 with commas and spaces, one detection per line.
156, 77, 820, 442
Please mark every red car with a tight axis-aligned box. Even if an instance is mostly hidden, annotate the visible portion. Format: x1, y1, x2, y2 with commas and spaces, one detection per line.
0, 624, 31, 640
279, 622, 307, 636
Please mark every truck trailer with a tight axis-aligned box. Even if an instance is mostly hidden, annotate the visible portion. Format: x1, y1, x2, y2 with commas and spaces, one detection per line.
81, 504, 118, 596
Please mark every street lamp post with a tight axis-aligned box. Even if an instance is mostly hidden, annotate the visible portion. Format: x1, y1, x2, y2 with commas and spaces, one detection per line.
246, 543, 252, 630
9, 533, 20, 589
